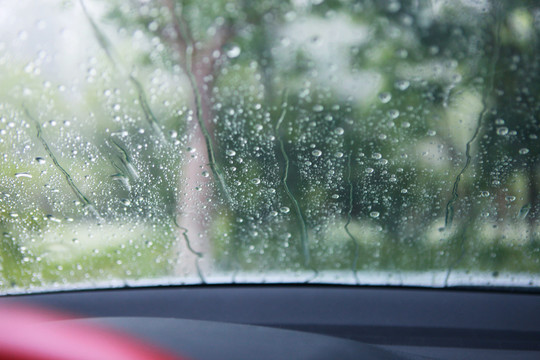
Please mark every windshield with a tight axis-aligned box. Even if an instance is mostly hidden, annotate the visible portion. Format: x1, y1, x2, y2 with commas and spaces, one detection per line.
0, 0, 539, 294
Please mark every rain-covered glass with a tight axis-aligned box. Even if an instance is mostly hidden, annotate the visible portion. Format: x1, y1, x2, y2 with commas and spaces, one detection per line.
0, 0, 539, 293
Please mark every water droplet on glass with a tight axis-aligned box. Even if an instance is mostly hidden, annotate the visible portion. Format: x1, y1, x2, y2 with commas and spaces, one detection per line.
120, 199, 131, 206
388, 109, 400, 119
496, 127, 508, 136
518, 204, 531, 219
226, 149, 236, 156
312, 149, 322, 157
480, 191, 490, 197
251, 178, 261, 185
372, 153, 382, 160
299, 88, 309, 98
395, 80, 410, 91
313, 104, 324, 112
370, 211, 380, 218
227, 45, 241, 58
378, 92, 392, 104
334, 127, 344, 135
15, 172, 32, 178
46, 214, 61, 223
505, 195, 516, 202
334, 152, 344, 158
495, 118, 505, 125
35, 157, 46, 164
365, 167, 374, 174
519, 148, 529, 155
427, 130, 436, 136
202, 171, 209, 177
280, 206, 290, 214
9, 212, 18, 218
331, 194, 340, 199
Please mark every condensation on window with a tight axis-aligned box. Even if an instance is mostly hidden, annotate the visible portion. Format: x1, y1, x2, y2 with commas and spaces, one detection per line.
0, 0, 539, 293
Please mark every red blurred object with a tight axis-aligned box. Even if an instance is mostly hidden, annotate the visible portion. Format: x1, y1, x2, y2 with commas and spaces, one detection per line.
0, 304, 187, 360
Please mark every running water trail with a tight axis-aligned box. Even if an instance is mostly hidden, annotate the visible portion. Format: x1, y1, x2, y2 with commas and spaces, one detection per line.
274, 91, 311, 268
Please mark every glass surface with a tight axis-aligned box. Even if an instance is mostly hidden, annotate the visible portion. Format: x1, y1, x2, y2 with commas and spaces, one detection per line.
0, 0, 539, 293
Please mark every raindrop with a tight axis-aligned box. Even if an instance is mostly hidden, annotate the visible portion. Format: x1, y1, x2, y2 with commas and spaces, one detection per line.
225, 149, 236, 156
427, 130, 436, 136
496, 127, 508, 136
519, 148, 529, 155
370, 211, 380, 218
518, 204, 531, 219
395, 80, 410, 90
201, 171, 209, 177
378, 92, 392, 104
334, 152, 344, 158
280, 206, 290, 214
505, 196, 516, 202
46, 214, 61, 223
15, 172, 32, 178
480, 191, 490, 197
372, 153, 382, 160
312, 149, 322, 157
388, 109, 400, 119
365, 167, 374, 174
120, 199, 131, 206
251, 178, 261, 185
227, 45, 241, 58
299, 88, 309, 98
388, 1, 401, 12
35, 157, 46, 164
334, 127, 344, 135
313, 104, 324, 112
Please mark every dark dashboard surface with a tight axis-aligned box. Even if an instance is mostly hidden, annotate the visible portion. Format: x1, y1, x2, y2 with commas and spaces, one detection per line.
2, 285, 539, 359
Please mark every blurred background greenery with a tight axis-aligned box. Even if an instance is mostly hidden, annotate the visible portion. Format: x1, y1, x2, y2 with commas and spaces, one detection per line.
0, 0, 539, 292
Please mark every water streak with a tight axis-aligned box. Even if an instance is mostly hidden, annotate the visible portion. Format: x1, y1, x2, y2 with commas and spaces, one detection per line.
110, 138, 139, 181
173, 217, 205, 283
129, 75, 166, 140
444, 4, 501, 229
24, 107, 100, 218
80, 0, 165, 140
274, 91, 310, 267
344, 150, 360, 284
